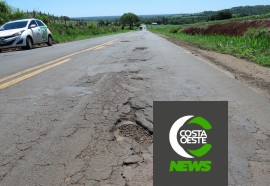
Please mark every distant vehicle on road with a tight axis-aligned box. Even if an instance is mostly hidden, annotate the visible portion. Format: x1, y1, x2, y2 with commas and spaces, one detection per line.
140, 24, 146, 30
0, 19, 53, 53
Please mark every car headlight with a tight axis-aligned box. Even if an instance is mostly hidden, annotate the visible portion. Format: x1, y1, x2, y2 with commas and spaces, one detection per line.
12, 30, 25, 37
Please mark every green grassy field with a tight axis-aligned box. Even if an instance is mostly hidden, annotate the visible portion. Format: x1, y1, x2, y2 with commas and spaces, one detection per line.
149, 25, 270, 67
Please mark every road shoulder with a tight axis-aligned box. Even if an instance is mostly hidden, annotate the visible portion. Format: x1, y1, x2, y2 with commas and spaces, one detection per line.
156, 34, 270, 99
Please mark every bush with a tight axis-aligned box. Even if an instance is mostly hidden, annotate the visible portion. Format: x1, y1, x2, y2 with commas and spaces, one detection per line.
170, 28, 179, 33
244, 28, 270, 39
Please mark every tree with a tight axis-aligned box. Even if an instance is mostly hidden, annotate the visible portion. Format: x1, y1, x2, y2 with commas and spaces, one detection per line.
209, 10, 232, 21
218, 10, 233, 20
120, 13, 139, 30
10, 8, 25, 20
98, 20, 105, 26
0, 1, 9, 14
63, 16, 70, 25
161, 16, 169, 25
0, 1, 11, 24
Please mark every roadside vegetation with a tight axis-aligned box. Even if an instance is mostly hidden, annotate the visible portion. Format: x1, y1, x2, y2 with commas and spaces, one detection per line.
49, 22, 128, 43
149, 25, 270, 67
0, 1, 131, 43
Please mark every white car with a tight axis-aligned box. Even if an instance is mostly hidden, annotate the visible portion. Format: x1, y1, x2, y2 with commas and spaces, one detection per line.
0, 19, 53, 53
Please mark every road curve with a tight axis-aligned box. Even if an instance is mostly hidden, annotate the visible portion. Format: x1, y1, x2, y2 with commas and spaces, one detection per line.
0, 31, 269, 186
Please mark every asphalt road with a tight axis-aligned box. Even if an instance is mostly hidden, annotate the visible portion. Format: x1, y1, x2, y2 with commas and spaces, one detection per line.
0, 31, 270, 186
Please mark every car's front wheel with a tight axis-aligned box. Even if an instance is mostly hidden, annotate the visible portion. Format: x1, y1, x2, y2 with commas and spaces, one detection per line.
47, 35, 53, 46
0, 49, 2, 53
22, 36, 33, 50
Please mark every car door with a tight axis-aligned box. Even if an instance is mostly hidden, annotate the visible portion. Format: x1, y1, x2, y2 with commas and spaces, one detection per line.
28, 20, 42, 43
36, 20, 48, 42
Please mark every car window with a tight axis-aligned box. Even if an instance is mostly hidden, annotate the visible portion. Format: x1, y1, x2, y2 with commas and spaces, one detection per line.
36, 20, 45, 27
29, 20, 38, 28
1, 21, 28, 30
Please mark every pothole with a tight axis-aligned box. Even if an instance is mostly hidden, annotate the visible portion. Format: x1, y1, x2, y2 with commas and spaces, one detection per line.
129, 70, 140, 74
72, 73, 105, 87
127, 58, 148, 63
131, 77, 144, 81
115, 121, 153, 145
121, 40, 130, 42
133, 47, 147, 51
128, 59, 139, 63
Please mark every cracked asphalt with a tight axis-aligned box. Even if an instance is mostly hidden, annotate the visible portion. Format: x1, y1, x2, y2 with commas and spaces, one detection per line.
0, 31, 270, 186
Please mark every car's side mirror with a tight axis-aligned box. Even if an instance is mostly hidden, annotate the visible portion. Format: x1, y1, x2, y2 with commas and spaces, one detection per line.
30, 24, 37, 28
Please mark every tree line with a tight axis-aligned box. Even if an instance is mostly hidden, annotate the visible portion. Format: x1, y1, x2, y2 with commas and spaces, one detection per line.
140, 5, 270, 25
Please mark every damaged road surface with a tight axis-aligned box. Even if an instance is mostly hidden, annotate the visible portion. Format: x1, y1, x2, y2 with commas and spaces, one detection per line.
0, 31, 270, 186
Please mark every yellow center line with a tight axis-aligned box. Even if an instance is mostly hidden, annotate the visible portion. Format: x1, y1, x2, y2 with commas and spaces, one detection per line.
103, 42, 114, 46
0, 38, 120, 85
92, 41, 115, 51
0, 58, 65, 83
94, 46, 107, 51
0, 58, 71, 90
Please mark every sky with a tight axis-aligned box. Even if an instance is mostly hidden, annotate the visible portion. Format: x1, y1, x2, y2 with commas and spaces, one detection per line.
4, 0, 270, 17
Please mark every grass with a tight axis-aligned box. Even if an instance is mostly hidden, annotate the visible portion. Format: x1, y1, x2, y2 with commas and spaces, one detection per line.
49, 23, 130, 43
148, 25, 270, 67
